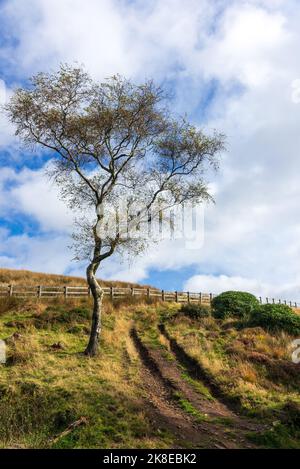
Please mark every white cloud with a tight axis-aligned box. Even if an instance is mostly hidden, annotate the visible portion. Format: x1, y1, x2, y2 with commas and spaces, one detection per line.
0, 0, 214, 80
0, 229, 74, 274
184, 274, 267, 296
0, 165, 74, 232
0, 79, 6, 105
198, 5, 288, 87
184, 274, 300, 303
0, 80, 16, 148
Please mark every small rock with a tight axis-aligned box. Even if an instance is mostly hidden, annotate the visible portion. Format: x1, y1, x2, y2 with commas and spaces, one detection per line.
6, 332, 23, 343
12, 332, 22, 340
50, 342, 65, 350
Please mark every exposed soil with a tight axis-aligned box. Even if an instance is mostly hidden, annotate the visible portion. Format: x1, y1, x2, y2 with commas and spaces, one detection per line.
158, 323, 242, 411
130, 327, 265, 449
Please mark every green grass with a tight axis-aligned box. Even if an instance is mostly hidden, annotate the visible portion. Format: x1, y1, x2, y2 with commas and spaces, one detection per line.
173, 391, 235, 428
180, 372, 214, 401
163, 312, 300, 447
173, 392, 209, 423
247, 423, 300, 449
2, 297, 300, 448
0, 298, 175, 449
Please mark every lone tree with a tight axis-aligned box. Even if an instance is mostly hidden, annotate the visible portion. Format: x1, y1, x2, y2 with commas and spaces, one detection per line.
5, 65, 225, 356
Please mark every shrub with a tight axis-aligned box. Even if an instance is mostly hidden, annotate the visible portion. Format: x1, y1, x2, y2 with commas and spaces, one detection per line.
249, 303, 300, 335
211, 291, 259, 320
6, 334, 39, 365
68, 307, 91, 321
0, 297, 25, 316
180, 303, 211, 319
282, 401, 300, 429
33, 306, 92, 328
112, 295, 158, 309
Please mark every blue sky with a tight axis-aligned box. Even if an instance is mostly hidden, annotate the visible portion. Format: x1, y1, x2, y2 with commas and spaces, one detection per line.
1, 0, 300, 301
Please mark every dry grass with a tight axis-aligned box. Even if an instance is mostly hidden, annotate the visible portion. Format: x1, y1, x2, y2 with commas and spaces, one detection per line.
0, 296, 173, 449
158, 333, 171, 350
0, 267, 153, 289
235, 360, 258, 384
5, 332, 41, 366
1, 292, 299, 448
164, 314, 300, 421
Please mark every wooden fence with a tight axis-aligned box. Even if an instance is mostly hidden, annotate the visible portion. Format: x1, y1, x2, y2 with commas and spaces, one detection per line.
0, 284, 299, 308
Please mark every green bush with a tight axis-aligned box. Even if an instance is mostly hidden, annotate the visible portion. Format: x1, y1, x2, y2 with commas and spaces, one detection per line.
249, 303, 300, 335
33, 306, 92, 328
180, 303, 211, 319
211, 291, 259, 320
68, 307, 92, 321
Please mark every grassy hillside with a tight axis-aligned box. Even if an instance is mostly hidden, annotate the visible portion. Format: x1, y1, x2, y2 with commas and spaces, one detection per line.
0, 268, 149, 288
0, 294, 299, 448
0, 296, 172, 448
160, 313, 300, 448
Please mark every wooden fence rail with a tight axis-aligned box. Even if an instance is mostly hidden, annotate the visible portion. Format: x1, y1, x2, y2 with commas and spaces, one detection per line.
0, 284, 299, 308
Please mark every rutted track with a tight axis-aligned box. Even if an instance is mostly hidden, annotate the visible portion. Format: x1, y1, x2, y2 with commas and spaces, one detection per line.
130, 328, 219, 448
130, 327, 261, 448
158, 323, 243, 412
158, 324, 266, 432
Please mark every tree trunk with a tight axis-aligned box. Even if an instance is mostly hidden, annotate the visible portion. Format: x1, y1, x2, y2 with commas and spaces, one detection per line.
84, 262, 103, 357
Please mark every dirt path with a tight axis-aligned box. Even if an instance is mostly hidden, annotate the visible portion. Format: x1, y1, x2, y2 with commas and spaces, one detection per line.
130, 327, 263, 449
158, 323, 266, 432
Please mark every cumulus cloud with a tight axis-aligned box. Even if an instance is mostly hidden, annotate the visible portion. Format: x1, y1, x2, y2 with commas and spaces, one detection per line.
199, 5, 288, 87
0, 0, 214, 80
184, 274, 300, 302
0, 165, 74, 232
0, 228, 74, 274
0, 79, 16, 148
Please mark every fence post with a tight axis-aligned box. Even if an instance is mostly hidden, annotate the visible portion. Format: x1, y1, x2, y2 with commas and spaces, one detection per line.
5, 283, 298, 309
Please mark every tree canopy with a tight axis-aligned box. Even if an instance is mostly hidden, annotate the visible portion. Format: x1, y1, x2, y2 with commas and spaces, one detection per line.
5, 65, 225, 355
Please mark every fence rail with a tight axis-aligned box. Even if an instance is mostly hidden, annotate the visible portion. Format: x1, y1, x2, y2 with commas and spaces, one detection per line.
0, 284, 299, 308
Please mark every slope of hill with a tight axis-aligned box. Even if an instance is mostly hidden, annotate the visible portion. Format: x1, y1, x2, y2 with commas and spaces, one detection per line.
0, 268, 148, 288
0, 293, 299, 448
0, 296, 255, 449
